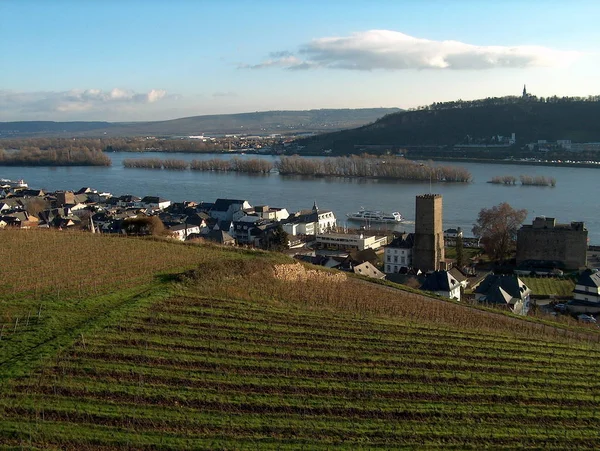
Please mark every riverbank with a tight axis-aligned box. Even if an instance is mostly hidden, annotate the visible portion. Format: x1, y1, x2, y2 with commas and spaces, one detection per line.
405, 156, 600, 169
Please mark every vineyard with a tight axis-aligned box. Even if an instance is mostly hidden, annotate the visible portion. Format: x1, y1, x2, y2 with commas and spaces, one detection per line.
2, 230, 600, 448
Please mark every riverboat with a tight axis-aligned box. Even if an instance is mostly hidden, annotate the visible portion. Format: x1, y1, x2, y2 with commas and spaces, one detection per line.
346, 208, 403, 223
0, 178, 28, 189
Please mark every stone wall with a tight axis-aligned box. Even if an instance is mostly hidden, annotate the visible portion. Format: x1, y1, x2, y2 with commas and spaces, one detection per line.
516, 219, 587, 269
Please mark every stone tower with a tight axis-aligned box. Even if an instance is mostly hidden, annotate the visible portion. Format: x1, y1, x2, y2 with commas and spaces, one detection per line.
413, 194, 444, 272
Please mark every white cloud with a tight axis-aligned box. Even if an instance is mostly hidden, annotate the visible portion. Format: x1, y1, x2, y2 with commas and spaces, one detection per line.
146, 89, 167, 103
243, 30, 581, 71
0, 88, 171, 120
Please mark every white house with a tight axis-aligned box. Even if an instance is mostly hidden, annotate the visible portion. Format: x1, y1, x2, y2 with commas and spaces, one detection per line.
237, 205, 289, 222
572, 270, 600, 304
168, 223, 201, 241
140, 196, 171, 210
420, 270, 462, 301
444, 228, 463, 239
210, 199, 252, 222
284, 202, 336, 236
384, 233, 414, 274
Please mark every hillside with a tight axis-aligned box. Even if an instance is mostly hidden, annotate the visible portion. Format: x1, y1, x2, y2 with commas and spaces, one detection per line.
0, 108, 400, 138
2, 229, 600, 448
297, 97, 600, 153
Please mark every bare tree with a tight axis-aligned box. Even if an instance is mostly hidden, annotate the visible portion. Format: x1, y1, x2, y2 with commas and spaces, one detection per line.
472, 203, 527, 262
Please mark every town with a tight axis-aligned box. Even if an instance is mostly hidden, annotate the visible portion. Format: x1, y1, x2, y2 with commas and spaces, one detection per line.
2, 178, 598, 323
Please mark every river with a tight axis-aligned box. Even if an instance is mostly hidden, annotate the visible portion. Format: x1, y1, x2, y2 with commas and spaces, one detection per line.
2, 153, 599, 244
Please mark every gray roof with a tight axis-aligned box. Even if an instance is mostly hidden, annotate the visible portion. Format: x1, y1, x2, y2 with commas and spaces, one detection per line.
387, 233, 415, 249
475, 275, 530, 303
213, 199, 247, 211
576, 270, 600, 289
421, 271, 460, 292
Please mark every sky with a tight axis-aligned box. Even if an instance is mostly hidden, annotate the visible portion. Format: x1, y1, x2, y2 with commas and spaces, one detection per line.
1, 0, 599, 122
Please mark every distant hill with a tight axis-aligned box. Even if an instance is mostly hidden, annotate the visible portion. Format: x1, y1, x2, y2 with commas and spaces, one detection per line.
296, 97, 600, 153
0, 108, 400, 138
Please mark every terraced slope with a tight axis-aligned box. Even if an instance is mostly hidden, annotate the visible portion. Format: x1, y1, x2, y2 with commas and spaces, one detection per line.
3, 267, 600, 449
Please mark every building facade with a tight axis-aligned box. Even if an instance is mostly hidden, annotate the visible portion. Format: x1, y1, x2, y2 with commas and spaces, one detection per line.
384, 232, 414, 274
516, 217, 588, 270
412, 194, 444, 272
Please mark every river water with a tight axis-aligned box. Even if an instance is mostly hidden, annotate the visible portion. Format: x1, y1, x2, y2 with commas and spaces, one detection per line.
2, 153, 599, 243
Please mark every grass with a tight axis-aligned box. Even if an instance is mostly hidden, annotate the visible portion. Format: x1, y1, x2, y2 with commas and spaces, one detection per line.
522, 276, 576, 297
2, 229, 600, 449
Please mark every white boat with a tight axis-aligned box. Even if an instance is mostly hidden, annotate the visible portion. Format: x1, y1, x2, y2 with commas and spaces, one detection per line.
0, 178, 28, 189
346, 208, 403, 223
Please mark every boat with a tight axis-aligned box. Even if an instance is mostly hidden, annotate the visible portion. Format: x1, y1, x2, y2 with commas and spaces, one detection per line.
346, 208, 403, 223
0, 178, 28, 189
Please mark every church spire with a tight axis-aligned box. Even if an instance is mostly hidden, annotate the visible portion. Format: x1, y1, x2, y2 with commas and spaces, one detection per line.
312, 200, 319, 212
522, 84, 527, 98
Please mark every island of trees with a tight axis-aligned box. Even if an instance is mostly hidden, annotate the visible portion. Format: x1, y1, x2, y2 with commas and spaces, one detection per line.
276, 155, 472, 182
0, 146, 111, 166
123, 157, 274, 174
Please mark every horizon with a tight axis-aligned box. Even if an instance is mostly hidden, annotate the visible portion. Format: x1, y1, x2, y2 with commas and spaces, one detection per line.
2, 0, 599, 122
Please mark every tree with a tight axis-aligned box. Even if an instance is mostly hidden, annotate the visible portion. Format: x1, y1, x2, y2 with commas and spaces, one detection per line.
472, 203, 527, 262
122, 216, 166, 236
265, 223, 289, 251
455, 233, 464, 268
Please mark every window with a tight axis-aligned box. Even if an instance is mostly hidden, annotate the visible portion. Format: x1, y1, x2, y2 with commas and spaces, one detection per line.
401, 256, 406, 264
394, 256, 398, 263
386, 265, 391, 272
386, 255, 391, 262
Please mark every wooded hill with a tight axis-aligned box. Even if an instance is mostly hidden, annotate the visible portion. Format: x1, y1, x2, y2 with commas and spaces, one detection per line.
297, 96, 600, 153
0, 108, 400, 138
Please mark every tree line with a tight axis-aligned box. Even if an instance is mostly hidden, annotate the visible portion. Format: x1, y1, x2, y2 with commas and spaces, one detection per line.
276, 155, 472, 182
0, 147, 111, 166
409, 95, 600, 113
123, 157, 274, 173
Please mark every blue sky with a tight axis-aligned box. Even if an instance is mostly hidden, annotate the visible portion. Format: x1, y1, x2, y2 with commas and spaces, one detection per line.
1, 0, 599, 121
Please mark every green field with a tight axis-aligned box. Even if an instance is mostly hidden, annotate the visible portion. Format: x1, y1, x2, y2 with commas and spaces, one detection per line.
2, 230, 600, 449
522, 277, 576, 297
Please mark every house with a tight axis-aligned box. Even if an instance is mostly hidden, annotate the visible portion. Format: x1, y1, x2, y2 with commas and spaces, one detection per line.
474, 275, 531, 315
232, 216, 263, 244
448, 267, 469, 290
0, 216, 21, 228
238, 205, 290, 222
203, 229, 236, 246
444, 228, 463, 239
167, 222, 201, 241
284, 202, 336, 236
420, 270, 462, 301
210, 199, 252, 222
572, 270, 600, 304
140, 196, 171, 210
352, 261, 386, 280
117, 195, 142, 209
315, 232, 387, 251
384, 232, 414, 274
